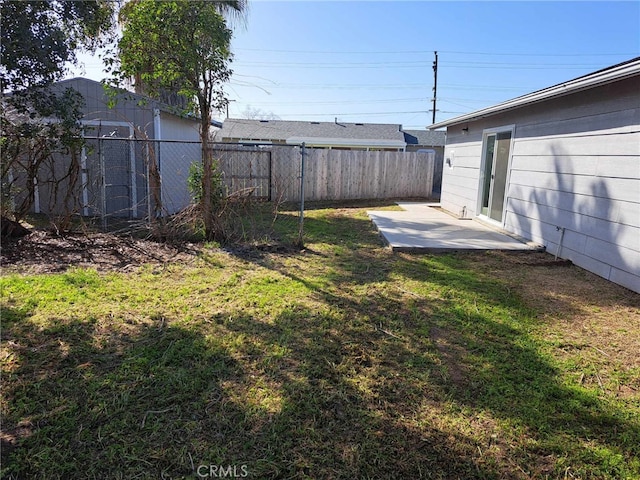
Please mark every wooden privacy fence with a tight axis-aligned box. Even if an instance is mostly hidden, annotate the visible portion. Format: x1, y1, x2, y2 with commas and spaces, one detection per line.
301, 148, 435, 201
215, 145, 436, 203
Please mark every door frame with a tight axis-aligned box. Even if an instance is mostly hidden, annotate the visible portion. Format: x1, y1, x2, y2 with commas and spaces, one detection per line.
476, 124, 516, 227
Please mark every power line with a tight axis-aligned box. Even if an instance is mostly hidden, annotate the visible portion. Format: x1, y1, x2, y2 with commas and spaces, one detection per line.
239, 97, 501, 108
274, 110, 434, 117
234, 61, 606, 70
234, 47, 636, 56
230, 82, 527, 91
271, 110, 465, 118
233, 97, 428, 106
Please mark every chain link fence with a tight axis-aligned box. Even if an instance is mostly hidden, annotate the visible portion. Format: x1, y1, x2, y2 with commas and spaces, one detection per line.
3, 137, 305, 246
4, 135, 436, 246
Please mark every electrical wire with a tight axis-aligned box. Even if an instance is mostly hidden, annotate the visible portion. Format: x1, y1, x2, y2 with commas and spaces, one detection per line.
234, 60, 607, 69
234, 97, 428, 106
234, 47, 635, 57
271, 110, 465, 118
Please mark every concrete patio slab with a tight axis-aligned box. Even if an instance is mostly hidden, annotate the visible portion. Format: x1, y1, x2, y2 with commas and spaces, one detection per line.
367, 202, 543, 253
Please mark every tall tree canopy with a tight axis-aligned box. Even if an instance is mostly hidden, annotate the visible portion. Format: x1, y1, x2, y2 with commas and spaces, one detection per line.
117, 0, 246, 108
0, 0, 114, 92
116, 0, 235, 240
1, 1, 115, 225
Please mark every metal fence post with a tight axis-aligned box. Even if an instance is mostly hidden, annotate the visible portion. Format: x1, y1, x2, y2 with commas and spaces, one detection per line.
297, 142, 306, 246
100, 137, 107, 230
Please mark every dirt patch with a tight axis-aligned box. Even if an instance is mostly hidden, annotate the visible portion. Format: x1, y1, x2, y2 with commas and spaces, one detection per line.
1, 230, 200, 274
431, 326, 469, 390
463, 250, 640, 396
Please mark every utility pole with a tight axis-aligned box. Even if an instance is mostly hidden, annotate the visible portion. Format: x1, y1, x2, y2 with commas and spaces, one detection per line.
432, 51, 438, 124
225, 99, 236, 119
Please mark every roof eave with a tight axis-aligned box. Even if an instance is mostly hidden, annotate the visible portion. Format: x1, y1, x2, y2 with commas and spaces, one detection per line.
286, 137, 406, 148
428, 57, 640, 130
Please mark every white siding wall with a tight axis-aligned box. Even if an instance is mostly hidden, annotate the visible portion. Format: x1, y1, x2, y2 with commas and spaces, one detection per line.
440, 139, 484, 217
159, 112, 201, 141
440, 77, 640, 292
50, 78, 205, 216
157, 113, 201, 214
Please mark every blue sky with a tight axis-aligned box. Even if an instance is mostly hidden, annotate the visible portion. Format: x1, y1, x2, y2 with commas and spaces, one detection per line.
72, 1, 640, 129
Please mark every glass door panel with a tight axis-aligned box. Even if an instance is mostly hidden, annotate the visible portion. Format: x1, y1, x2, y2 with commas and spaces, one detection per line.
480, 134, 496, 217
488, 131, 512, 222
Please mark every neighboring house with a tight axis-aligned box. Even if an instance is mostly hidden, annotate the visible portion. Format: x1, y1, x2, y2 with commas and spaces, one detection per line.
215, 118, 408, 151
429, 57, 640, 293
403, 129, 446, 194
25, 77, 205, 218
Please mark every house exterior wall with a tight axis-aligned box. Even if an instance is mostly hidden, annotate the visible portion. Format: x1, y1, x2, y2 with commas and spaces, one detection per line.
440, 76, 640, 292
157, 112, 201, 214
42, 78, 204, 217
53, 78, 157, 138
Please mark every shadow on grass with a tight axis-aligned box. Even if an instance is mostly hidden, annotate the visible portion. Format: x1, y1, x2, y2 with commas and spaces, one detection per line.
212, 306, 500, 479
1, 306, 495, 479
1, 317, 248, 479
2, 205, 638, 479
402, 254, 640, 475
230, 215, 639, 478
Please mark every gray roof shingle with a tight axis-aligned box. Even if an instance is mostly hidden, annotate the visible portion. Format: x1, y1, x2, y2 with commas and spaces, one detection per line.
217, 119, 406, 143
403, 129, 446, 147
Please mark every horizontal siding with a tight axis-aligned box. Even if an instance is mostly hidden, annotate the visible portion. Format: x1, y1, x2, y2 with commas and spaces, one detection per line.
515, 110, 639, 140
585, 236, 640, 274
509, 170, 639, 203
507, 197, 640, 252
440, 193, 477, 218
509, 184, 639, 227
511, 131, 639, 156
511, 155, 640, 179
441, 77, 640, 292
449, 156, 482, 169
481, 76, 638, 136
446, 166, 479, 182
610, 268, 640, 294
440, 141, 483, 216
440, 172, 479, 218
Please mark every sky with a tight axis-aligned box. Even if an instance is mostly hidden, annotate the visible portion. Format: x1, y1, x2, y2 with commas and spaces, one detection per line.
70, 1, 640, 130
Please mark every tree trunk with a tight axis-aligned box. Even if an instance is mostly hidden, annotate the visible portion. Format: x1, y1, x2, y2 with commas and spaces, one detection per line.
201, 133, 214, 240
199, 101, 221, 241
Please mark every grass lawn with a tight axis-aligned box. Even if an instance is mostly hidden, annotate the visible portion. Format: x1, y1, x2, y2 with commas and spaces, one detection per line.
1, 202, 639, 479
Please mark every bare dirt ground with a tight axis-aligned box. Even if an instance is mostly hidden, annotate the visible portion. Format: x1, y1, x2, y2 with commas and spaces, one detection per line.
1, 230, 200, 274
